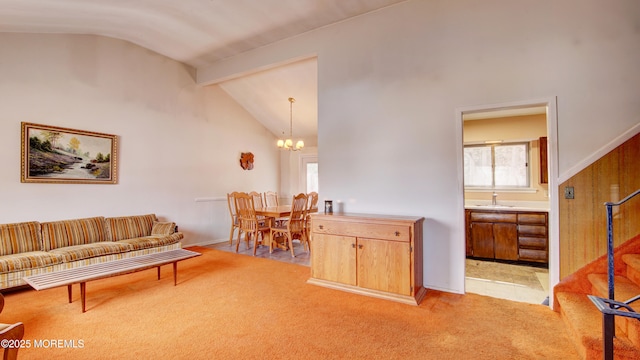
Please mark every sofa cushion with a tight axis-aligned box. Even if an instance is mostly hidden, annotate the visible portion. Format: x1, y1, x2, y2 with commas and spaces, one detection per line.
41, 217, 107, 251
0, 221, 42, 256
105, 214, 157, 241
0, 251, 63, 272
48, 242, 132, 262
117, 233, 183, 251
151, 221, 176, 236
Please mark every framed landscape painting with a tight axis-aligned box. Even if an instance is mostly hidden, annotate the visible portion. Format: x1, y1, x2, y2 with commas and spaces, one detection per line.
21, 122, 118, 184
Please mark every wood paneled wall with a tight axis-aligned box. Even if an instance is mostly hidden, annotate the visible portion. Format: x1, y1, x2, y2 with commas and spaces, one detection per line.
559, 133, 640, 279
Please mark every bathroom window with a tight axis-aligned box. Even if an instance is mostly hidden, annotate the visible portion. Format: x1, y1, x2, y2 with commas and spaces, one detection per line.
464, 142, 529, 188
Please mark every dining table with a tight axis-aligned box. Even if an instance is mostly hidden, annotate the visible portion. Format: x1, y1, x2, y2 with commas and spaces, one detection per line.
253, 205, 317, 252
254, 205, 318, 218
254, 205, 294, 218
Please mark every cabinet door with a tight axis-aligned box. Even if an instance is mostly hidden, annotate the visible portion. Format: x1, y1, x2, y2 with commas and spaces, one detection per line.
471, 223, 494, 258
356, 238, 411, 296
310, 234, 356, 285
465, 210, 472, 256
493, 223, 518, 260
539, 137, 548, 184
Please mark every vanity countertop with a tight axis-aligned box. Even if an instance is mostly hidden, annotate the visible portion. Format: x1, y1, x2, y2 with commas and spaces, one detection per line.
464, 200, 550, 212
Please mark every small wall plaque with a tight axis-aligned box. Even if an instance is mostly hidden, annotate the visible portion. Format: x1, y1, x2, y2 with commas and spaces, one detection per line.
239, 152, 254, 170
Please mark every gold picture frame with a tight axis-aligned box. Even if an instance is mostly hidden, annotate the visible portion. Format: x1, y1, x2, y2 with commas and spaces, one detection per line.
21, 122, 118, 184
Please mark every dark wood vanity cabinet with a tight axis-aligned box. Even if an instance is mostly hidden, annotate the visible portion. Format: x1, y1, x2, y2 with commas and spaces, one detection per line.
517, 212, 548, 262
466, 211, 518, 261
466, 209, 548, 263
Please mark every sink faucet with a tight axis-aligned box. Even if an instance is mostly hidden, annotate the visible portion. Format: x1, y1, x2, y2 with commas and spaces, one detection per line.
492, 192, 498, 205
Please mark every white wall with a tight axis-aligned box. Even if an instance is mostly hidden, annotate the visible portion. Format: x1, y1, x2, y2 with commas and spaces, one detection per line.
279, 146, 318, 204
199, 0, 640, 293
0, 33, 279, 246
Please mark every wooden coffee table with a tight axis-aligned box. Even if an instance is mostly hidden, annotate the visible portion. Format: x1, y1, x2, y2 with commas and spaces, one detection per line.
24, 248, 201, 312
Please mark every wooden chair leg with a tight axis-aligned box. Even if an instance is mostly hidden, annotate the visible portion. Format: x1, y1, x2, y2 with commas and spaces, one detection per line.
302, 233, 310, 253
269, 230, 275, 254
288, 231, 296, 258
253, 231, 259, 256
235, 230, 243, 253
245, 232, 252, 249
229, 224, 235, 244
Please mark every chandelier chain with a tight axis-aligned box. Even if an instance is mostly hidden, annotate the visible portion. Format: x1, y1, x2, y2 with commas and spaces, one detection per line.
277, 97, 304, 151
289, 97, 294, 138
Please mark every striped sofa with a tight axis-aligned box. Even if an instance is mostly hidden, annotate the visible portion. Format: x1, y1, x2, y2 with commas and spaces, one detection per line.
0, 214, 183, 290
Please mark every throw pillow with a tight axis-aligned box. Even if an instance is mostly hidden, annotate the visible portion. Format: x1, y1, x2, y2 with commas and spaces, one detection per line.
151, 221, 176, 236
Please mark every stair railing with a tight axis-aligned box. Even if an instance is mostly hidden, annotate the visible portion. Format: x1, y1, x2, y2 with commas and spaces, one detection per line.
588, 188, 640, 360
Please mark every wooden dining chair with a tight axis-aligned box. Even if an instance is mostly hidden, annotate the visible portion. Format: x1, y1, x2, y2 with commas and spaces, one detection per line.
249, 191, 264, 208
302, 191, 319, 252
265, 191, 288, 226
307, 192, 319, 212
249, 191, 272, 226
270, 193, 308, 257
0, 294, 24, 360
226, 192, 241, 245
263, 191, 278, 207
235, 192, 270, 256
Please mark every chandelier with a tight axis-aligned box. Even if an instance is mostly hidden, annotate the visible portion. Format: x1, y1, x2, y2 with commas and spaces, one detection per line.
277, 97, 304, 151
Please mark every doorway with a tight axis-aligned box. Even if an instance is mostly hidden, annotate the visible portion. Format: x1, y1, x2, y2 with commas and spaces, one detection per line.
458, 98, 559, 306
300, 154, 318, 193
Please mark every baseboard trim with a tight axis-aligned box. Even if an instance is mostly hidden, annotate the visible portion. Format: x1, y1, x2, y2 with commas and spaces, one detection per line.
186, 238, 228, 247
307, 277, 427, 306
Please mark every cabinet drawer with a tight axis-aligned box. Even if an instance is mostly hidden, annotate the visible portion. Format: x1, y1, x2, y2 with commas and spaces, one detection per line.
519, 236, 547, 249
469, 212, 516, 223
519, 248, 548, 262
518, 224, 547, 236
518, 213, 546, 225
312, 220, 410, 242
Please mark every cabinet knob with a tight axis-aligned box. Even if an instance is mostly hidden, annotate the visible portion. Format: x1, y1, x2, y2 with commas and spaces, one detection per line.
395, 231, 401, 236
319, 225, 324, 230
351, 243, 356, 248
358, 244, 363, 249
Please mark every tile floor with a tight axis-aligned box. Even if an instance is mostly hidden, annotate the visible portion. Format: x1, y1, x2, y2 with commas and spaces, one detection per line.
465, 258, 549, 305
207, 241, 549, 305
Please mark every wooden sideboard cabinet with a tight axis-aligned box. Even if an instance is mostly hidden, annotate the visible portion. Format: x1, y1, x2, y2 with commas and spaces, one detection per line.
465, 209, 548, 263
307, 213, 426, 306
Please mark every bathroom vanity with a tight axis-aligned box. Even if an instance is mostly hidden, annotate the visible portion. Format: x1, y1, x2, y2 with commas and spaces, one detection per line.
465, 205, 548, 264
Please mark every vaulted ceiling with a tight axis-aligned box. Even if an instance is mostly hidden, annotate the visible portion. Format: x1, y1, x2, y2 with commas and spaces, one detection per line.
0, 0, 408, 144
